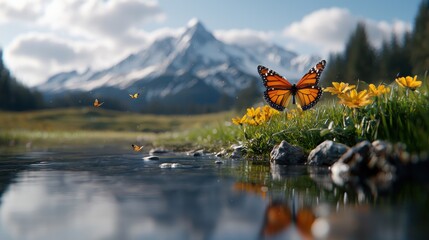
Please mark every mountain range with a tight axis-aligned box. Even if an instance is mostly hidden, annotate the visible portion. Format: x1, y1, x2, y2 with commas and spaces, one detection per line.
38, 19, 320, 113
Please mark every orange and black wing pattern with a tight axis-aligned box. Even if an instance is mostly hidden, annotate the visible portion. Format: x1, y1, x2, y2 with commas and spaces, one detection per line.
295, 60, 325, 110
257, 65, 294, 111
296, 87, 323, 110
296, 60, 326, 87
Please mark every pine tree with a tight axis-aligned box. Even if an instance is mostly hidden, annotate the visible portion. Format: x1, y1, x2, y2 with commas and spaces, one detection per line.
411, 0, 429, 75
378, 33, 412, 82
323, 53, 345, 85
343, 23, 377, 84
0, 49, 44, 111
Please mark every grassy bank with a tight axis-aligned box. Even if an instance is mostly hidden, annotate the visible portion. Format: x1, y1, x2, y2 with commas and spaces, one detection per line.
188, 75, 429, 156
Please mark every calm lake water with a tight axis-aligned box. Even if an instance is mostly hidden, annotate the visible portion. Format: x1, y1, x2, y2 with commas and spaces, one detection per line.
0, 147, 428, 240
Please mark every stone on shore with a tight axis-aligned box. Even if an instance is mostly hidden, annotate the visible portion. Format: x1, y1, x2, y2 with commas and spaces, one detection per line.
307, 140, 349, 166
230, 144, 244, 159
270, 140, 306, 165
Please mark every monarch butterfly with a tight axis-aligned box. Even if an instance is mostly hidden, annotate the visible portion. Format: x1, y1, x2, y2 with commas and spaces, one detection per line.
257, 60, 326, 111
132, 144, 144, 152
129, 93, 139, 99
93, 99, 104, 107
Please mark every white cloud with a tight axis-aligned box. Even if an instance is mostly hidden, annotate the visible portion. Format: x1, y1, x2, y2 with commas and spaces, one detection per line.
4, 33, 131, 86
0, 0, 46, 23
214, 29, 274, 46
2, 0, 165, 86
39, 0, 165, 46
283, 7, 412, 54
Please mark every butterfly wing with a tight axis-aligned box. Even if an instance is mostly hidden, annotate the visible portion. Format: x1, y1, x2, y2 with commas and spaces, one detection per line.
294, 60, 326, 110
296, 60, 326, 88
257, 65, 294, 111
296, 87, 323, 110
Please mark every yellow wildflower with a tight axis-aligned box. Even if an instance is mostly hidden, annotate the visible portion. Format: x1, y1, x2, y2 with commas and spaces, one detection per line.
246, 107, 260, 118
232, 115, 246, 126
339, 89, 373, 108
368, 84, 390, 96
395, 75, 422, 91
324, 82, 356, 95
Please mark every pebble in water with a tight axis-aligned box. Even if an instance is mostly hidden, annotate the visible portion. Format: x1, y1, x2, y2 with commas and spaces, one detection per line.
159, 163, 193, 169
142, 156, 160, 161
159, 163, 172, 168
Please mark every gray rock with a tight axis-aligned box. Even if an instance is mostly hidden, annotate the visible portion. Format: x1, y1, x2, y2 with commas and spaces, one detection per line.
330, 140, 411, 194
143, 156, 160, 161
307, 140, 349, 166
270, 140, 306, 165
215, 149, 227, 157
230, 144, 244, 159
329, 140, 429, 198
230, 149, 242, 159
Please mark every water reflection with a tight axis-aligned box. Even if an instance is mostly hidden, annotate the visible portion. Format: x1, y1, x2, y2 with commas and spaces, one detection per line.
233, 163, 429, 240
0, 151, 267, 240
0, 150, 428, 239
1, 171, 117, 240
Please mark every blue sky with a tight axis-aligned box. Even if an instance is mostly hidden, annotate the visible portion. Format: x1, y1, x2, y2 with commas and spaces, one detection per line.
155, 0, 419, 30
0, 0, 422, 86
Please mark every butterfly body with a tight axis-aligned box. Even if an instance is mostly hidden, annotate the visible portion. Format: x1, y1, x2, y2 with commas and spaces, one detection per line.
289, 84, 298, 104
258, 60, 325, 111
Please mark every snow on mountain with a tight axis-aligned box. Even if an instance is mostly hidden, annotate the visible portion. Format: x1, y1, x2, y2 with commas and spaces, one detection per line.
38, 19, 320, 107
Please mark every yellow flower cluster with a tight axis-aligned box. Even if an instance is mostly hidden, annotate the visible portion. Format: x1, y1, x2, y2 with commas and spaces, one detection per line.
395, 75, 422, 91
324, 82, 391, 108
232, 105, 280, 126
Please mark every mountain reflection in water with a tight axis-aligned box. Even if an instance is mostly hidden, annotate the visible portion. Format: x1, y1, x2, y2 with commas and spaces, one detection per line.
0, 148, 428, 240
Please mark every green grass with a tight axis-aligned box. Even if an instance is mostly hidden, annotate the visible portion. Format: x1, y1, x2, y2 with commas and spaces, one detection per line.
0, 107, 234, 149
0, 107, 231, 132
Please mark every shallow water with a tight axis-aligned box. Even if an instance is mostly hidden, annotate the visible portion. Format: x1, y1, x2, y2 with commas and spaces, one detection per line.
0, 147, 428, 240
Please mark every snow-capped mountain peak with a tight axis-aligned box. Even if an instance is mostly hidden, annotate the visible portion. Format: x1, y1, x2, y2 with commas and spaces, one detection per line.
38, 19, 320, 112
